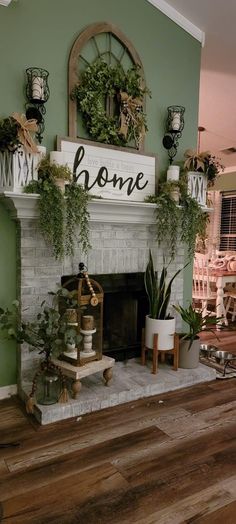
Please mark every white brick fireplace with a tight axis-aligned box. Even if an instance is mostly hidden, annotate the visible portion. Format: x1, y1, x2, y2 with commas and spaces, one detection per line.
1, 192, 191, 422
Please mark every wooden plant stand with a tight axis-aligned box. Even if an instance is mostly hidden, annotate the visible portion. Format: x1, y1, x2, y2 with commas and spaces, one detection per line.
52, 355, 115, 399
141, 329, 179, 374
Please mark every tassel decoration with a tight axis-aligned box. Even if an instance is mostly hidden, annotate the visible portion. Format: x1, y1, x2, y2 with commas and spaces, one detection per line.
26, 396, 35, 414
58, 387, 69, 403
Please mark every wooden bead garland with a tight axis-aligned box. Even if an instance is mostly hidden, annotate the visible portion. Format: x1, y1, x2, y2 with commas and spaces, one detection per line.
84, 271, 99, 306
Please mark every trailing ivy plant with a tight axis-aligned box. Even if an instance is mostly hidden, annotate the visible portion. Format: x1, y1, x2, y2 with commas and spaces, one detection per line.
65, 182, 91, 257
24, 159, 91, 260
181, 194, 209, 258
145, 181, 209, 260
146, 192, 181, 259
71, 58, 151, 147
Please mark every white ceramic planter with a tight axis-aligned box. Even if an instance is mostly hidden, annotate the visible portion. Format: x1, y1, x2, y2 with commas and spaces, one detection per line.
145, 315, 176, 350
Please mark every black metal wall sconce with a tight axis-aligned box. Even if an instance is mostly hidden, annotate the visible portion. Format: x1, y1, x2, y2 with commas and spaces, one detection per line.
162, 105, 185, 164
25, 67, 50, 144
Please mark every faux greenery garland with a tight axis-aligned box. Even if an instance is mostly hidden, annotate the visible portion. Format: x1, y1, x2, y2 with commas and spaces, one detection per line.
71, 59, 150, 148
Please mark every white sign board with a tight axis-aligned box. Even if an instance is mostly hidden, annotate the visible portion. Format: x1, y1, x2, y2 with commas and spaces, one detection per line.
58, 138, 156, 202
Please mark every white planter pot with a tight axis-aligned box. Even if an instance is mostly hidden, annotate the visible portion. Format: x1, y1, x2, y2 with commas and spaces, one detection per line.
145, 315, 176, 350
187, 171, 207, 207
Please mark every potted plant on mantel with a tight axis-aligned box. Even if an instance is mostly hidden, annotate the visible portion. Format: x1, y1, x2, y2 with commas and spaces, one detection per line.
144, 250, 186, 352
173, 303, 222, 369
184, 149, 224, 206
23, 157, 91, 260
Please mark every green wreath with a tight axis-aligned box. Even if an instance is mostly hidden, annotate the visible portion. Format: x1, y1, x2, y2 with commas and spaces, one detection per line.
71, 59, 151, 148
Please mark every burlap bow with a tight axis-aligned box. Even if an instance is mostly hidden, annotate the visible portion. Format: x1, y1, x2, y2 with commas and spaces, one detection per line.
12, 112, 38, 154
184, 149, 210, 172
119, 92, 145, 148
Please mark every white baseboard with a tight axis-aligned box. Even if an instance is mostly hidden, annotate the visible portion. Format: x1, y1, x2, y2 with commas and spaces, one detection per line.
0, 384, 17, 399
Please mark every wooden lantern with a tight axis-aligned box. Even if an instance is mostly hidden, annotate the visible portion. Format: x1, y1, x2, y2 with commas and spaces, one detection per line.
59, 268, 104, 367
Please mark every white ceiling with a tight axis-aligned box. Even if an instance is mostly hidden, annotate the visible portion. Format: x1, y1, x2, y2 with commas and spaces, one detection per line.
163, 0, 236, 170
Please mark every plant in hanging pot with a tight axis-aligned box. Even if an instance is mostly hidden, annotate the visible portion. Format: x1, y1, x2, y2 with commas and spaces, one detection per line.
173, 303, 222, 369
144, 250, 185, 351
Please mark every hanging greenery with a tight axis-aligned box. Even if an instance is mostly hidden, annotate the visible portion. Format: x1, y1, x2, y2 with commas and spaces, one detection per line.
145, 180, 209, 260
65, 182, 91, 257
24, 158, 91, 260
71, 59, 151, 148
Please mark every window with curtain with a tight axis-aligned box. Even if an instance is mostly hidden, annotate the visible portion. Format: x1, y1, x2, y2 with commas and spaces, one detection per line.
220, 192, 236, 250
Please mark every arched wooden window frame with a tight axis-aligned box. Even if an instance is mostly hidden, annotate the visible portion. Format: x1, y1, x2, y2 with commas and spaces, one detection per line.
68, 22, 145, 147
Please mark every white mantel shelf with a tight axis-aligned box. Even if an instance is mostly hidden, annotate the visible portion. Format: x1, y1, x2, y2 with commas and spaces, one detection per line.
1, 192, 157, 225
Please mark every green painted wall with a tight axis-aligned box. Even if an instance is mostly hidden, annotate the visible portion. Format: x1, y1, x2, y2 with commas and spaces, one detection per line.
0, 0, 201, 386
0, 203, 16, 386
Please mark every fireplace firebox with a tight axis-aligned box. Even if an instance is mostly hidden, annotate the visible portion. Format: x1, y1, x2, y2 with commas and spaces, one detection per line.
62, 272, 148, 361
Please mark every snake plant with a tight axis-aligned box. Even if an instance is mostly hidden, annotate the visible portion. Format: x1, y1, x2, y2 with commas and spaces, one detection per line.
144, 250, 185, 320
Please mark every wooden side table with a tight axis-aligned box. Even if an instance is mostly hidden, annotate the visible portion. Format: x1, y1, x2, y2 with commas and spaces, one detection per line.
52, 355, 115, 399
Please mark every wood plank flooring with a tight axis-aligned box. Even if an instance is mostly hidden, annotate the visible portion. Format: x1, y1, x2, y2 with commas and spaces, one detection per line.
0, 330, 236, 523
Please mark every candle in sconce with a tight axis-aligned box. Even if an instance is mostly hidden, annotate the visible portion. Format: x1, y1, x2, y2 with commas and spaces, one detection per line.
32, 76, 45, 102
81, 315, 94, 331
171, 112, 181, 131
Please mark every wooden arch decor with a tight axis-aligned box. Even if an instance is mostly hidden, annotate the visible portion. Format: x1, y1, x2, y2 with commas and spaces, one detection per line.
68, 22, 145, 139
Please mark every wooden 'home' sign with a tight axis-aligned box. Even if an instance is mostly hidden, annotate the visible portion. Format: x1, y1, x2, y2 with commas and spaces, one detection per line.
57, 137, 156, 202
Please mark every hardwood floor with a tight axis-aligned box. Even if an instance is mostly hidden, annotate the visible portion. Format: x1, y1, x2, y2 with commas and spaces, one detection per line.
0, 330, 236, 523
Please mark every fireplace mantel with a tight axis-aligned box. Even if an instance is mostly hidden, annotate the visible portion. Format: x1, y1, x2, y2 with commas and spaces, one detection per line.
1, 192, 157, 225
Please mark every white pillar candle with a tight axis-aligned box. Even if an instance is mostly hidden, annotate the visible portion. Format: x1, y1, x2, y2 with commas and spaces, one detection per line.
32, 76, 45, 101
167, 165, 180, 182
37, 145, 46, 156
171, 112, 181, 131
50, 151, 65, 165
